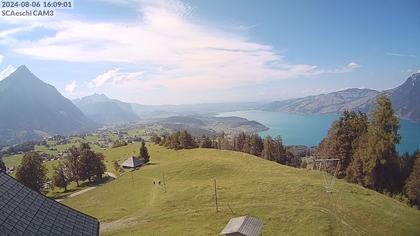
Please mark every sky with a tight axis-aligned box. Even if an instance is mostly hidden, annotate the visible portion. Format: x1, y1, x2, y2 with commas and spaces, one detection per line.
0, 0, 419, 105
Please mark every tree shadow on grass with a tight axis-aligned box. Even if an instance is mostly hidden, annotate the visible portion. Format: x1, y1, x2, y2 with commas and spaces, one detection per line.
50, 175, 113, 199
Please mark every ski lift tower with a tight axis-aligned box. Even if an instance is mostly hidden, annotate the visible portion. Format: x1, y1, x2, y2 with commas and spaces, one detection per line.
314, 158, 341, 193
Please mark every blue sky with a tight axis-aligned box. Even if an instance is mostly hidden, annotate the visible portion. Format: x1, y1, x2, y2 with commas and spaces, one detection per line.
0, 0, 419, 104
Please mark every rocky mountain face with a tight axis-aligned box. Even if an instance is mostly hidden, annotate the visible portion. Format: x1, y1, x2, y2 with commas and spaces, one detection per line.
73, 94, 140, 124
387, 73, 420, 122
0, 66, 97, 146
261, 73, 420, 122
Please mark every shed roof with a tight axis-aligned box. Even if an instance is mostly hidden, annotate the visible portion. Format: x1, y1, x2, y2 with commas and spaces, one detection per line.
0, 172, 99, 236
220, 216, 263, 236
121, 156, 144, 168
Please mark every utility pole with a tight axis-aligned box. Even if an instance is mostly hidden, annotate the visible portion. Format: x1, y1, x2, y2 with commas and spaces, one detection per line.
214, 179, 219, 212
162, 171, 167, 193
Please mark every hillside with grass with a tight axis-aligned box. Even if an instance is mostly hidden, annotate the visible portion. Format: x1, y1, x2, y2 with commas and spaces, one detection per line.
63, 144, 420, 235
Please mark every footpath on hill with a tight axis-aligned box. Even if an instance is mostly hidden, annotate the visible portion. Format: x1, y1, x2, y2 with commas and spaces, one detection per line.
56, 172, 117, 202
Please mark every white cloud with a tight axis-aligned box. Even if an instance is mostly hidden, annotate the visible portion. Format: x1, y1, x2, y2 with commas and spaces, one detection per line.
89, 68, 144, 88
346, 62, 361, 69
0, 65, 16, 80
234, 24, 259, 31
2, 0, 361, 103
65, 80, 77, 93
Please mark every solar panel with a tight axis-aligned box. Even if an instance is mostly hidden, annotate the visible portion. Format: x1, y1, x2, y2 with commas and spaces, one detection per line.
0, 172, 99, 236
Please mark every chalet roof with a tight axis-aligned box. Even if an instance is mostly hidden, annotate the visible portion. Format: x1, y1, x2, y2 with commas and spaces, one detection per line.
121, 156, 144, 168
0, 172, 99, 236
220, 216, 263, 236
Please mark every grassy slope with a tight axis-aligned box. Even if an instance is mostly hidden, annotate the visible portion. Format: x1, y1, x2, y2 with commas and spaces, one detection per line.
63, 144, 420, 235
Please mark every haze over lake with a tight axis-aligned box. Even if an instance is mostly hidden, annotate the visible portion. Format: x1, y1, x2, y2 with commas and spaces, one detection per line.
218, 110, 420, 154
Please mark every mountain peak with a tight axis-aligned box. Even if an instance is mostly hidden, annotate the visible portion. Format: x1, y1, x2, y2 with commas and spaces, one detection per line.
86, 93, 110, 101
93, 93, 108, 98
16, 65, 29, 72
404, 72, 420, 86
0, 66, 97, 145
4, 65, 38, 82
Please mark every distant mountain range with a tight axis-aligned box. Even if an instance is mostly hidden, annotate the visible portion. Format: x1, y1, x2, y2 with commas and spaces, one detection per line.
261, 73, 420, 122
73, 94, 140, 124
0, 66, 97, 146
261, 88, 380, 114
130, 102, 263, 118
387, 73, 420, 122
1, 65, 418, 146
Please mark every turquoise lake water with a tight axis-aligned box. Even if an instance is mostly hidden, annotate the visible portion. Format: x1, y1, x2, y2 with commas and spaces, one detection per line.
217, 110, 420, 154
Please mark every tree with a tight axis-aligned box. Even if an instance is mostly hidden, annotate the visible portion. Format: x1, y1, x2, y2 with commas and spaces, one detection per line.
0, 157, 6, 173
151, 135, 162, 145
355, 96, 401, 192
78, 144, 106, 182
52, 162, 69, 191
140, 141, 150, 163
165, 131, 197, 150
90, 153, 106, 181
65, 143, 106, 184
15, 152, 47, 192
319, 110, 368, 178
179, 130, 196, 149
346, 135, 368, 185
234, 132, 247, 152
262, 135, 287, 163
247, 134, 264, 156
199, 135, 213, 148
65, 146, 82, 186
405, 154, 420, 206
285, 151, 301, 168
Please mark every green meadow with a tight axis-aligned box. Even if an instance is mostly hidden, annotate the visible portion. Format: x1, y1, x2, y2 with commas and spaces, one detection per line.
62, 144, 420, 235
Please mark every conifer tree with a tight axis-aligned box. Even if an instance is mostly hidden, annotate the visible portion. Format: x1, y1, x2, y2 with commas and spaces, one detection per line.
319, 110, 368, 178
16, 152, 48, 192
140, 141, 150, 163
248, 134, 264, 156
359, 96, 400, 191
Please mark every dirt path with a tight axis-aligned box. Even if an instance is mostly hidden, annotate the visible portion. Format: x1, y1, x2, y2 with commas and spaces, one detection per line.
56, 187, 96, 202
55, 172, 117, 202
105, 171, 117, 179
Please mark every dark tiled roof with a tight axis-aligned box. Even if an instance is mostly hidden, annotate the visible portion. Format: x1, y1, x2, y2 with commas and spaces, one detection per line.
0, 172, 99, 236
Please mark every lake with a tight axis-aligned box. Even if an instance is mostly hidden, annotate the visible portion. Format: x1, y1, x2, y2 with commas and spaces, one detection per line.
217, 110, 420, 154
